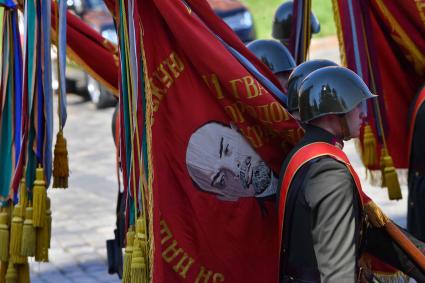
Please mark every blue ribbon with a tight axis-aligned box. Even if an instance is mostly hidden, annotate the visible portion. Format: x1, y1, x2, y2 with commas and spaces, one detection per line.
35, 0, 44, 164
42, 0, 53, 185
58, 0, 67, 127
0, 0, 17, 9
0, 17, 13, 199
12, 11, 22, 164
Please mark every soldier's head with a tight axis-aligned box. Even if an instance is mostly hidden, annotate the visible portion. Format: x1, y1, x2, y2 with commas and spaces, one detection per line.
298, 66, 376, 140
185, 122, 276, 202
287, 59, 338, 120
272, 0, 320, 47
247, 39, 296, 88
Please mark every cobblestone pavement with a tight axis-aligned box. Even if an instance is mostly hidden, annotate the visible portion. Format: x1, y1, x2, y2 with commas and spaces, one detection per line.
27, 36, 410, 282
29, 96, 120, 283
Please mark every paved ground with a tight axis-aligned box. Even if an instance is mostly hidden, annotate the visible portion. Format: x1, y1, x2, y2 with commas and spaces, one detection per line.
29, 98, 120, 283
28, 36, 410, 282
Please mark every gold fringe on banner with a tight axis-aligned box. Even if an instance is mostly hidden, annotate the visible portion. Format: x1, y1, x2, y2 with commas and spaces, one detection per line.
361, 124, 377, 167
52, 130, 69, 189
360, 254, 409, 283
122, 228, 135, 283
20, 205, 35, 257
373, 271, 409, 283
32, 167, 47, 228
0, 210, 10, 262
364, 201, 390, 228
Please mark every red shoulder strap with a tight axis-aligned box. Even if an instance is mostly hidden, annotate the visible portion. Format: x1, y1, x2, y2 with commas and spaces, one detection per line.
277, 142, 368, 267
408, 86, 425, 163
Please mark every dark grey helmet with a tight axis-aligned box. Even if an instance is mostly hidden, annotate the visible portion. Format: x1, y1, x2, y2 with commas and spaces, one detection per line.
272, 0, 320, 43
286, 59, 338, 113
298, 66, 376, 122
247, 39, 296, 74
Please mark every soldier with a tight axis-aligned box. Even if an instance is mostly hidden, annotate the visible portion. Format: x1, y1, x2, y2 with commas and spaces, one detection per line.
247, 39, 296, 88
286, 59, 337, 120
278, 67, 425, 282
408, 84, 425, 241
272, 0, 320, 47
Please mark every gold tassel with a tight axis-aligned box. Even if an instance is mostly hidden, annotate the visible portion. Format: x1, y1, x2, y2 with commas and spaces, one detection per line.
380, 148, 388, 187
19, 178, 27, 210
9, 205, 25, 264
131, 243, 146, 283
4, 262, 16, 283
16, 261, 30, 283
52, 130, 69, 189
361, 124, 377, 167
0, 210, 10, 262
122, 228, 135, 283
131, 218, 148, 282
1, 261, 8, 283
35, 197, 51, 262
364, 201, 390, 228
45, 197, 52, 248
380, 149, 402, 200
33, 167, 47, 227
20, 205, 35, 257
35, 225, 49, 263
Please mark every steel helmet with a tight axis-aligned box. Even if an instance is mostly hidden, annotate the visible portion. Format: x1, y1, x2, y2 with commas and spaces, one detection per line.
247, 39, 296, 74
298, 66, 376, 122
272, 0, 320, 43
286, 59, 338, 113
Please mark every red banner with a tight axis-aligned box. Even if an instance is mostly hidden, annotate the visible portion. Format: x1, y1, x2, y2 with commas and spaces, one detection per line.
135, 0, 301, 281
334, 0, 425, 169
51, 2, 119, 95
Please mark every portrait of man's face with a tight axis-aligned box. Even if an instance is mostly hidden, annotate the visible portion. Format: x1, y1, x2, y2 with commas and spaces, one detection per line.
185, 122, 277, 201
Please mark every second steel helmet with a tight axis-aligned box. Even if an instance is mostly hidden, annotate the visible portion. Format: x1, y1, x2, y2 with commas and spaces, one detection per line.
272, 0, 320, 43
247, 39, 296, 74
286, 59, 338, 113
298, 66, 376, 123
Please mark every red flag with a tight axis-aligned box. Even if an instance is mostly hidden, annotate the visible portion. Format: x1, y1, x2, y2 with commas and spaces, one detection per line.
51, 2, 119, 95
334, 0, 425, 169
136, 0, 301, 281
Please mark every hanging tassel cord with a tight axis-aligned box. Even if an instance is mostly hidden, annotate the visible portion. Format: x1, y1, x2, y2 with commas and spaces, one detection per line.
362, 123, 377, 168
0, 209, 10, 262
359, 11, 401, 200
125, 9, 150, 280
20, 203, 35, 257
120, 2, 138, 282
120, 2, 149, 281
5, 261, 17, 283
52, 0, 69, 189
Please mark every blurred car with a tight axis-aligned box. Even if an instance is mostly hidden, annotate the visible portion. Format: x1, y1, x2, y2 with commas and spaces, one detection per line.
62, 0, 255, 109
209, 0, 256, 43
